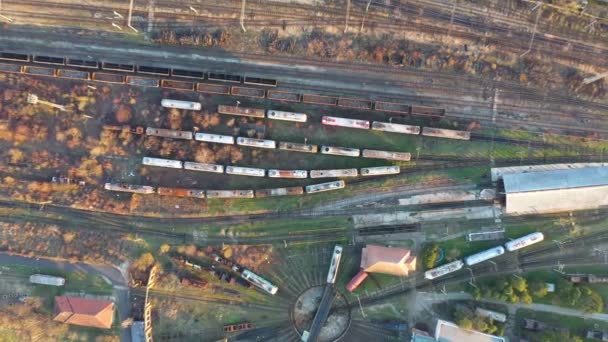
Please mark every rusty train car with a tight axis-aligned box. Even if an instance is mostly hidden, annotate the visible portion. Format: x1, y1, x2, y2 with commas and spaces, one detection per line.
157, 187, 206, 198
361, 149, 411, 161
278, 141, 318, 153
267, 169, 308, 179
183, 161, 225, 174
217, 105, 265, 118
146, 127, 193, 140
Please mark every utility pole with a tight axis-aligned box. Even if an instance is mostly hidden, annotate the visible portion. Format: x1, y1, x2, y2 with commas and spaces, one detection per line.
0, 0, 14, 23
359, 0, 371, 35
240, 0, 247, 32
147, 0, 155, 35
520, 2, 542, 58
344, 0, 351, 33
447, 0, 457, 37
127, 0, 138, 32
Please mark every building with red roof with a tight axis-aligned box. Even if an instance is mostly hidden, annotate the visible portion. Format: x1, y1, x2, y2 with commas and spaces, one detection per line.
53, 296, 114, 329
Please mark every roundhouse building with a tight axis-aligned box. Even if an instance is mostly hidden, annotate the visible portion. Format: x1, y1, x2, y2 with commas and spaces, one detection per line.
499, 165, 608, 215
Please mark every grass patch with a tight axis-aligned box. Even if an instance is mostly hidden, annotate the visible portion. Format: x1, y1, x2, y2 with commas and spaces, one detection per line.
515, 308, 608, 340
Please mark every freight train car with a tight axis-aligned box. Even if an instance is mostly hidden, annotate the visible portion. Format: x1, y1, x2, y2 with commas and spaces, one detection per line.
267, 169, 308, 178
266, 110, 307, 122
327, 245, 343, 284
206, 190, 255, 199
464, 246, 505, 266
104, 183, 155, 194
146, 127, 193, 140
255, 187, 304, 197
421, 127, 471, 140
241, 270, 278, 295
142, 157, 183, 169
321, 145, 360, 157
183, 161, 224, 174
504, 232, 544, 252
424, 260, 465, 280
157, 187, 206, 198
360, 166, 400, 176
305, 180, 345, 194
236, 137, 276, 149
217, 105, 265, 118
362, 149, 411, 161
371, 122, 420, 135
194, 132, 235, 145
309, 169, 358, 178
161, 99, 201, 111
225, 166, 266, 177
322, 116, 370, 130
278, 141, 318, 153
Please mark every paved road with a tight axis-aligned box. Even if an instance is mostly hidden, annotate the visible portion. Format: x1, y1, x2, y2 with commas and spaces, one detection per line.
418, 290, 608, 339
0, 253, 131, 342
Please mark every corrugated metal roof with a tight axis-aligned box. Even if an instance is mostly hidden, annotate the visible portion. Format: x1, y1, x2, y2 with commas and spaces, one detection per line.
503, 166, 608, 193
491, 163, 608, 182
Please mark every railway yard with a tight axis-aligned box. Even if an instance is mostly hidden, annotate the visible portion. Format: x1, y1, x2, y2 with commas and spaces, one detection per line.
0, 0, 608, 342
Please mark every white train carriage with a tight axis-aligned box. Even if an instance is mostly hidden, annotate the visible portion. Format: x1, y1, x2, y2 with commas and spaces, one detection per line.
236, 137, 277, 149
194, 132, 235, 145
322, 116, 370, 130
371, 121, 421, 135
362, 149, 412, 161
241, 269, 278, 295
142, 157, 183, 169
161, 99, 202, 111
464, 246, 505, 266
305, 180, 346, 194
104, 183, 155, 194
475, 308, 507, 323
309, 169, 358, 178
321, 145, 360, 157
424, 260, 465, 280
267, 169, 308, 179
255, 187, 304, 197
146, 127, 193, 140
327, 245, 343, 284
360, 166, 400, 176
183, 161, 224, 174
504, 232, 544, 252
206, 190, 255, 199
226, 166, 266, 177
421, 127, 471, 140
266, 110, 307, 123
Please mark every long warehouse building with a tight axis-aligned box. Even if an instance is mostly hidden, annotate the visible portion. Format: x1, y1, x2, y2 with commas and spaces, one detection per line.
499, 165, 608, 215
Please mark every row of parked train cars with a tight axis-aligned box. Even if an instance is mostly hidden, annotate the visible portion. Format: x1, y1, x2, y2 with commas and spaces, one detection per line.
141, 157, 400, 178
424, 232, 544, 280
105, 180, 345, 198
0, 52, 447, 118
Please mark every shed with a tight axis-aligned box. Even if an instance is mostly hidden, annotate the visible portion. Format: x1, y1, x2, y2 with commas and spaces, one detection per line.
500, 166, 608, 215
361, 245, 416, 276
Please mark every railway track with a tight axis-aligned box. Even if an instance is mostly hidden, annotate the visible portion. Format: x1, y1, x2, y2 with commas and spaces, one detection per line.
3, 0, 607, 71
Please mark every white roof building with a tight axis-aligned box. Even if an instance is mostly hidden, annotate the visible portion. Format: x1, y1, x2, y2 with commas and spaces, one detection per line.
498, 165, 608, 215
435, 320, 505, 342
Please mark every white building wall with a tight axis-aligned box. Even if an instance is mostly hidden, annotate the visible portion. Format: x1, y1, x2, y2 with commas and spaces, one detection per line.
506, 185, 608, 215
